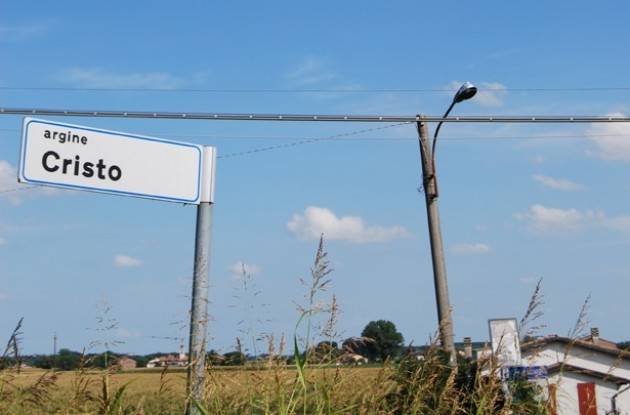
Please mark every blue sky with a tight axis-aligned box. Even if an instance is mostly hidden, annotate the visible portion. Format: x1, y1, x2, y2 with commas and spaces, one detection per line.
1, 1, 630, 355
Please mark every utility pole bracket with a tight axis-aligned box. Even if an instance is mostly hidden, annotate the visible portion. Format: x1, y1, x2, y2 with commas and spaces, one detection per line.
200, 146, 217, 203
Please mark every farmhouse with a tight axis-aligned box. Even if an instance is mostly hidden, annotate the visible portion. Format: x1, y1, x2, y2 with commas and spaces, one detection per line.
521, 328, 630, 415
116, 356, 137, 370
336, 352, 368, 366
146, 351, 188, 368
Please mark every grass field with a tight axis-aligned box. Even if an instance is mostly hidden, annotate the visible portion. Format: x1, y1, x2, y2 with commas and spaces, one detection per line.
2, 365, 400, 414
0, 354, 548, 415
9, 365, 383, 395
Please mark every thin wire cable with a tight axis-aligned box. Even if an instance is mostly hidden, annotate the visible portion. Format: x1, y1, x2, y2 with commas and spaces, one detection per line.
0, 185, 35, 194
0, 127, 627, 141
3, 86, 630, 93
217, 122, 411, 159
2, 123, 629, 140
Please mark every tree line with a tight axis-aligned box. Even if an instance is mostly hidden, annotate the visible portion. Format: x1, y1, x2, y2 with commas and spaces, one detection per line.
6, 319, 405, 370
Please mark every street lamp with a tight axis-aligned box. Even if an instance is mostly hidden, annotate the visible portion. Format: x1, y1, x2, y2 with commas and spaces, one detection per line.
416, 82, 476, 367
431, 82, 478, 196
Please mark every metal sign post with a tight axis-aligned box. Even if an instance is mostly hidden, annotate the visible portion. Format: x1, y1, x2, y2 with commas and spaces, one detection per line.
187, 147, 216, 414
17, 117, 218, 414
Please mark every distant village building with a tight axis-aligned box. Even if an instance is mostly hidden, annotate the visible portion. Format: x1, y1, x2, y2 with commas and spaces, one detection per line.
521, 328, 630, 415
336, 353, 368, 366
146, 350, 188, 368
117, 357, 137, 370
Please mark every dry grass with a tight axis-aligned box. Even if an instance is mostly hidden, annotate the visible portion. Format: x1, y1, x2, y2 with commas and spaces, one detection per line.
8, 366, 381, 396
1, 366, 391, 414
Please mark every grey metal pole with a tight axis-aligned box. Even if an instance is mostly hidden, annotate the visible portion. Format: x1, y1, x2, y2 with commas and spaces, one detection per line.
3, 106, 630, 123
416, 118, 457, 367
187, 201, 214, 414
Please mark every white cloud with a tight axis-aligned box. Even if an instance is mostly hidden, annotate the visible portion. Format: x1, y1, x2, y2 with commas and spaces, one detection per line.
0, 160, 65, 204
517, 204, 630, 235
0, 161, 21, 203
114, 255, 143, 268
602, 215, 630, 233
515, 204, 602, 233
450, 243, 491, 255
0, 237, 6, 246
287, 206, 411, 243
229, 261, 261, 278
286, 57, 336, 86
533, 174, 584, 191
58, 67, 190, 89
586, 113, 630, 162
449, 81, 507, 107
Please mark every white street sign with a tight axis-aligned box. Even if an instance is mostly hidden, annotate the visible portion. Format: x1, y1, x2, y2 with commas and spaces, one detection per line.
489, 318, 521, 366
18, 118, 214, 204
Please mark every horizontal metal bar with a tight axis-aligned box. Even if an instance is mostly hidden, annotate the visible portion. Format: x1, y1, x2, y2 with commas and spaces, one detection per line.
1, 107, 630, 123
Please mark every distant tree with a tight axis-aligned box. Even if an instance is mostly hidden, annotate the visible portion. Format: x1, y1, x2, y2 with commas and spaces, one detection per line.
361, 320, 404, 361
55, 349, 83, 371
618, 341, 630, 351
223, 351, 246, 366
207, 349, 225, 366
130, 354, 151, 368
309, 341, 339, 363
90, 351, 120, 368
26, 355, 54, 369
341, 337, 370, 357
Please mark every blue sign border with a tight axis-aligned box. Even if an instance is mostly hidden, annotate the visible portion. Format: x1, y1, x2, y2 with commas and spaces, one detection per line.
18, 118, 203, 204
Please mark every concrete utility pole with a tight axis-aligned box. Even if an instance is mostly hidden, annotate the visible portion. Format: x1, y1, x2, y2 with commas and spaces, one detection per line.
416, 119, 457, 367
415, 82, 478, 368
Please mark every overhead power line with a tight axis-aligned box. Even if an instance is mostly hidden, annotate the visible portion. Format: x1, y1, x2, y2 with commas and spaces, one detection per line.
2, 86, 630, 93
0, 127, 626, 142
2, 107, 630, 123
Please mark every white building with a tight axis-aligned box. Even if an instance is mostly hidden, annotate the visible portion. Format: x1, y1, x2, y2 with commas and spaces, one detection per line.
521, 328, 630, 415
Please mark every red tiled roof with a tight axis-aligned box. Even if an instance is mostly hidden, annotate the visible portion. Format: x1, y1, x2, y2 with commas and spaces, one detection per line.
522, 335, 630, 360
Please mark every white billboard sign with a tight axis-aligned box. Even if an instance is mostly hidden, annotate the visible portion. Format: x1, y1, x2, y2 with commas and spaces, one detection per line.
18, 118, 213, 204
489, 318, 521, 366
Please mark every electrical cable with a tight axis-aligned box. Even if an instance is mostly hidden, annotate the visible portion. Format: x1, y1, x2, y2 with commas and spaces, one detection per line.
2, 86, 630, 93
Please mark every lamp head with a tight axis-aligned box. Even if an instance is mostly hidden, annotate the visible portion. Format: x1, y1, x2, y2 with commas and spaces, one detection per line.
453, 81, 477, 103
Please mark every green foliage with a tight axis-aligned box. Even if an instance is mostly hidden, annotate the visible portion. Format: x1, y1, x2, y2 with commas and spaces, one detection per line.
223, 351, 247, 366
308, 341, 340, 364
361, 320, 404, 361
341, 337, 370, 357
509, 380, 549, 415
54, 349, 83, 371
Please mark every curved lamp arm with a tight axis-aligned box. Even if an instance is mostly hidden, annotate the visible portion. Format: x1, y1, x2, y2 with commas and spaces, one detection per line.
431, 100, 456, 171
429, 82, 477, 193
